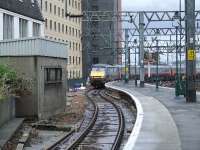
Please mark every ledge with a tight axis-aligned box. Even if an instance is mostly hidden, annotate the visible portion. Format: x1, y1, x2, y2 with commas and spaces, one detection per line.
0, 37, 68, 59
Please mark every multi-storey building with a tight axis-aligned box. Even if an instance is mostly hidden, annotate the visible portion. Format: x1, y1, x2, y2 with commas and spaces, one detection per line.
0, 0, 44, 40
38, 0, 82, 86
82, 0, 122, 82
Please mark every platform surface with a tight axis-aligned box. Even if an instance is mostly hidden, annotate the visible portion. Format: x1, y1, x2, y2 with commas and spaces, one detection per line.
0, 118, 24, 149
108, 81, 200, 150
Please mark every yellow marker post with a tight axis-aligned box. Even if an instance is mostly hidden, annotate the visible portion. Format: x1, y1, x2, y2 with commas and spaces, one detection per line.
187, 49, 196, 61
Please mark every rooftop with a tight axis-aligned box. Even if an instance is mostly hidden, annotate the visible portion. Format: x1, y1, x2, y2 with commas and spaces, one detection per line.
0, 37, 68, 59
0, 0, 44, 21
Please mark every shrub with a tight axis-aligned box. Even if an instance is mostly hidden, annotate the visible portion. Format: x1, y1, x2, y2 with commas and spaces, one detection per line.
0, 64, 32, 100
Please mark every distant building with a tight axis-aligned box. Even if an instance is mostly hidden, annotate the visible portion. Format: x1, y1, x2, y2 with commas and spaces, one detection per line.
82, 0, 122, 83
37, 0, 83, 87
0, 0, 44, 40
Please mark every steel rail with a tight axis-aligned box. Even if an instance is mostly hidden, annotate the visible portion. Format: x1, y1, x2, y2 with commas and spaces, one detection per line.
47, 90, 98, 150
66, 90, 99, 150
99, 90, 125, 150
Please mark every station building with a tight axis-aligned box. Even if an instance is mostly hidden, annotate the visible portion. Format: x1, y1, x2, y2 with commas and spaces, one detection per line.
37, 0, 83, 87
0, 0, 68, 119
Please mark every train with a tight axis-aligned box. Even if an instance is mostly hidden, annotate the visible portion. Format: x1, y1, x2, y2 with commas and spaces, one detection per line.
89, 64, 121, 87
89, 64, 189, 88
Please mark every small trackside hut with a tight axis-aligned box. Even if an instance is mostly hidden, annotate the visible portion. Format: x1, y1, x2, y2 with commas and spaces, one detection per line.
0, 0, 68, 119
0, 38, 68, 119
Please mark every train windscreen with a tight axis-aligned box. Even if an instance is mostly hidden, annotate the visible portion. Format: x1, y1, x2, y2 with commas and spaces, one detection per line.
92, 67, 106, 72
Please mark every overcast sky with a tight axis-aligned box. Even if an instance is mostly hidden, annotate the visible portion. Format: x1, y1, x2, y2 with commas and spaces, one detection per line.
122, 0, 200, 11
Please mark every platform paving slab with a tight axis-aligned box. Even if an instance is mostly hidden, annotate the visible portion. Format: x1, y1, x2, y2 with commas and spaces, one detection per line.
0, 118, 24, 149
112, 81, 200, 150
107, 81, 181, 150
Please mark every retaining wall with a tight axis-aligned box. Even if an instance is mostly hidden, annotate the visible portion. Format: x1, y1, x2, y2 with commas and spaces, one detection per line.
0, 97, 15, 127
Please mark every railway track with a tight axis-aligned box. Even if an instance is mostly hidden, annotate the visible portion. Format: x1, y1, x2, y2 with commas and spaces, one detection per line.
48, 89, 125, 150
47, 89, 98, 150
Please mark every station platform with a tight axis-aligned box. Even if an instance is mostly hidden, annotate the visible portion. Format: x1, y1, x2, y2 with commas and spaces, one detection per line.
106, 81, 200, 150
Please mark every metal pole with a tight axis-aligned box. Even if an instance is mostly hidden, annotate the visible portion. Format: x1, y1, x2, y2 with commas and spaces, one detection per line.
185, 0, 196, 102
128, 47, 131, 80
175, 26, 179, 96
179, 0, 182, 77
124, 28, 129, 83
139, 12, 145, 87
135, 47, 137, 86
156, 39, 159, 89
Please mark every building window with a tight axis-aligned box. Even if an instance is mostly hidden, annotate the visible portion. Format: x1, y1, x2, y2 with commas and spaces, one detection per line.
58, 23, 61, 32
65, 25, 68, 34
78, 2, 80, 10
70, 70, 72, 79
50, 3, 52, 13
79, 57, 81, 64
50, 20, 52, 30
19, 18, 28, 38
69, 27, 71, 35
45, 1, 47, 11
33, 22, 41, 36
54, 5, 56, 15
3, 13, 14, 40
79, 30, 81, 37
45, 18, 48, 28
58, 7, 60, 17
62, 9, 64, 18
45, 68, 62, 83
54, 21, 57, 31
73, 56, 75, 64
69, 41, 71, 49
40, 0, 43, 10
72, 28, 74, 36
69, 56, 71, 64
62, 24, 64, 33
75, 1, 77, 9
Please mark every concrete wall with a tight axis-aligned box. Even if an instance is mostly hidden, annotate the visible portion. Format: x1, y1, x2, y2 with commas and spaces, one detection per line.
0, 56, 67, 119
0, 57, 38, 117
0, 97, 15, 127
37, 57, 67, 119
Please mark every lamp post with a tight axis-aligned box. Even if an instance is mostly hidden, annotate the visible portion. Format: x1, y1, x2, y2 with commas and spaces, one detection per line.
124, 29, 129, 83
155, 29, 160, 89
156, 39, 159, 89
173, 11, 181, 96
134, 39, 138, 86
175, 25, 179, 96
179, 0, 182, 79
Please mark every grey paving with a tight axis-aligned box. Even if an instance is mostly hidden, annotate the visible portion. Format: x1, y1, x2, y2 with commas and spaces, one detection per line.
112, 81, 200, 150
0, 118, 24, 149
108, 81, 181, 150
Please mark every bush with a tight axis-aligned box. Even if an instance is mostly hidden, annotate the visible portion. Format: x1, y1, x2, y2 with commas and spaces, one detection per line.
0, 65, 17, 100
0, 64, 32, 100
